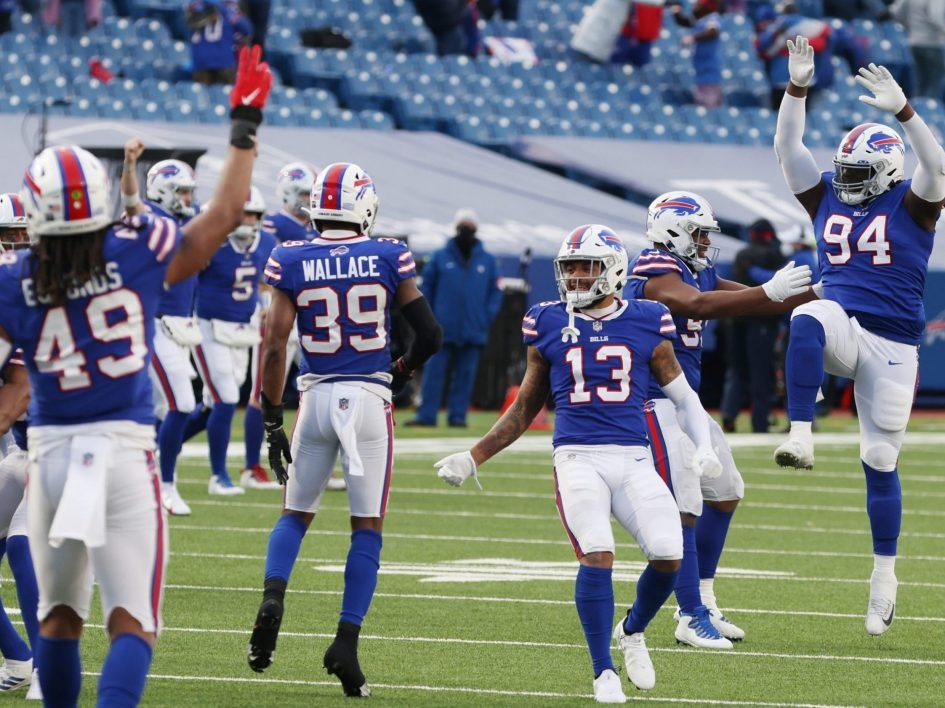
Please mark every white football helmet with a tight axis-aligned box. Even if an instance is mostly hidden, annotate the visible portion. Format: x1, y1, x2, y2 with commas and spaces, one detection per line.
832, 122, 905, 205
645, 190, 720, 272
276, 161, 317, 215
308, 162, 379, 237
228, 186, 266, 252
21, 146, 112, 238
146, 159, 197, 217
0, 193, 29, 251
554, 224, 628, 308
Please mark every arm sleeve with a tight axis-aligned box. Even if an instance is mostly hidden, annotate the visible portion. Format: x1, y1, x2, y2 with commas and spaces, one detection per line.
900, 112, 945, 202
774, 93, 823, 194
659, 372, 712, 449
400, 296, 443, 370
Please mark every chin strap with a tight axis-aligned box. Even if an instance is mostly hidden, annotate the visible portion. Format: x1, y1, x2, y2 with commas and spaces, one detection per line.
560, 301, 580, 343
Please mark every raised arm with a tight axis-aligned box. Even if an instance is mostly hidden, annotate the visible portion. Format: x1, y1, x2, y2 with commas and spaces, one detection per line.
120, 138, 147, 217
166, 45, 272, 285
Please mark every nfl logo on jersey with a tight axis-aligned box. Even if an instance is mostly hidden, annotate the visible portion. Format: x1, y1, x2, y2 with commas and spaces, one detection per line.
339, 398, 349, 411
83, 453, 95, 466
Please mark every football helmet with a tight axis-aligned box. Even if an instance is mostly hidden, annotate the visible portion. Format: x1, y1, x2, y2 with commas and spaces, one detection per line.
276, 161, 317, 215
645, 190, 720, 272
0, 193, 29, 251
832, 122, 905, 205
554, 224, 628, 308
308, 162, 379, 237
146, 159, 197, 217
21, 146, 112, 238
229, 186, 266, 252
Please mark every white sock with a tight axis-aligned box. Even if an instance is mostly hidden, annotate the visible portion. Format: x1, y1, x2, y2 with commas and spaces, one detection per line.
699, 578, 717, 609
789, 421, 813, 438
873, 554, 896, 576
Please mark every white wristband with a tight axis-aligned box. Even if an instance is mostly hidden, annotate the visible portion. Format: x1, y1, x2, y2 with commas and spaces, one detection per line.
121, 192, 141, 208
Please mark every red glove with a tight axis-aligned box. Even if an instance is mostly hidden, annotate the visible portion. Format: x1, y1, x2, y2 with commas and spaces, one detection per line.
230, 45, 272, 111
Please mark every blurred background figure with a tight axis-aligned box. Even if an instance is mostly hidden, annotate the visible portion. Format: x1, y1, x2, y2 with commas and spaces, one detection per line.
42, 0, 101, 38
406, 209, 502, 428
411, 0, 481, 56
186, 0, 253, 85
890, 0, 945, 100
669, 0, 724, 108
720, 219, 786, 433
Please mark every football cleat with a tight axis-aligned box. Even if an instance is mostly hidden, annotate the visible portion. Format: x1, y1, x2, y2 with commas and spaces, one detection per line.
323, 640, 371, 697
593, 668, 627, 704
326, 475, 347, 491
706, 607, 745, 641
208, 473, 246, 496
865, 571, 897, 636
0, 659, 32, 692
248, 597, 284, 673
774, 436, 814, 469
239, 465, 281, 490
161, 483, 192, 516
674, 606, 733, 649
25, 669, 41, 701
612, 618, 655, 691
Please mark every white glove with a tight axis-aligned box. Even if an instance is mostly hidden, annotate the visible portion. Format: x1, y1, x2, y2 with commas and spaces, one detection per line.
761, 260, 812, 302
786, 35, 814, 88
811, 280, 824, 299
434, 451, 483, 490
693, 445, 722, 479
855, 62, 907, 114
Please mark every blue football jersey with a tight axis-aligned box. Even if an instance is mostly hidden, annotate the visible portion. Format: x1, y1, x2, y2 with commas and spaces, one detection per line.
625, 248, 717, 396
522, 299, 677, 447
261, 211, 318, 243
815, 175, 933, 344
264, 235, 417, 378
147, 201, 197, 317
195, 231, 277, 322
0, 214, 180, 426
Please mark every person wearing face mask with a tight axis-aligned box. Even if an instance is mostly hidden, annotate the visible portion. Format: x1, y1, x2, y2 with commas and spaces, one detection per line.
405, 209, 502, 428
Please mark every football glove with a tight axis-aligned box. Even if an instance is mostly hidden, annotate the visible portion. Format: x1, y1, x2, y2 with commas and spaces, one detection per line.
230, 45, 272, 111
434, 451, 483, 490
261, 392, 292, 485
389, 356, 413, 396
855, 63, 908, 114
693, 445, 722, 479
762, 260, 812, 302
786, 35, 814, 88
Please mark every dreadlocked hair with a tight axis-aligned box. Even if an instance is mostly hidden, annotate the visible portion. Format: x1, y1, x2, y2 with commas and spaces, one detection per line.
29, 229, 108, 307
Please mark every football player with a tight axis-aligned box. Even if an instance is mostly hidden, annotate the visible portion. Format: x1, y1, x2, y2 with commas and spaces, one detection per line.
0, 45, 271, 706
773, 36, 945, 635
247, 162, 442, 698
121, 150, 202, 516
435, 225, 725, 700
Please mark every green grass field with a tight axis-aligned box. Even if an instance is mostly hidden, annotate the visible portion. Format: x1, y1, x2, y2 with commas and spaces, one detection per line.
9, 409, 945, 706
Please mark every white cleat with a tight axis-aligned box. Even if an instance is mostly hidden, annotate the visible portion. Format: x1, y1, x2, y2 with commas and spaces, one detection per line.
25, 669, 41, 700
865, 571, 897, 636
774, 437, 815, 469
326, 475, 347, 491
674, 607, 733, 649
612, 621, 655, 691
161, 483, 192, 516
239, 465, 282, 490
0, 659, 32, 692
593, 669, 627, 704
208, 474, 246, 496
706, 607, 745, 641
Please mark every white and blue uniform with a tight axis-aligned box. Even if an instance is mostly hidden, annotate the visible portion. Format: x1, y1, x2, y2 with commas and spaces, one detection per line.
626, 249, 744, 516
264, 234, 416, 516
0, 213, 172, 633
522, 298, 683, 560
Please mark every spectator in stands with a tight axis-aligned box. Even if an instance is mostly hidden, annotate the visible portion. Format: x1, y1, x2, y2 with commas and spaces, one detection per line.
0, 0, 15, 35
186, 0, 253, 85
720, 219, 787, 433
891, 0, 945, 100
669, 0, 724, 108
406, 209, 502, 428
42, 0, 101, 38
240, 0, 269, 49
477, 0, 518, 21
611, 0, 665, 67
411, 0, 481, 56
823, 0, 891, 21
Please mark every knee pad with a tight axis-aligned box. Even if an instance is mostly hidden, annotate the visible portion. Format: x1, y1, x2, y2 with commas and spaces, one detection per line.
861, 441, 899, 472
870, 380, 913, 433
646, 534, 683, 562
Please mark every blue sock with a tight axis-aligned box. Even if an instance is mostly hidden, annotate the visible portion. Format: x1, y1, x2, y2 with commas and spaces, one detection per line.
97, 633, 152, 708
206, 403, 236, 477
157, 411, 189, 484
574, 564, 615, 677
696, 506, 734, 580
340, 529, 383, 626
35, 636, 81, 707
7, 535, 39, 649
244, 405, 263, 468
863, 463, 901, 556
786, 315, 826, 422
674, 525, 701, 614
181, 405, 211, 442
623, 564, 678, 635
0, 538, 29, 662
264, 515, 308, 582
